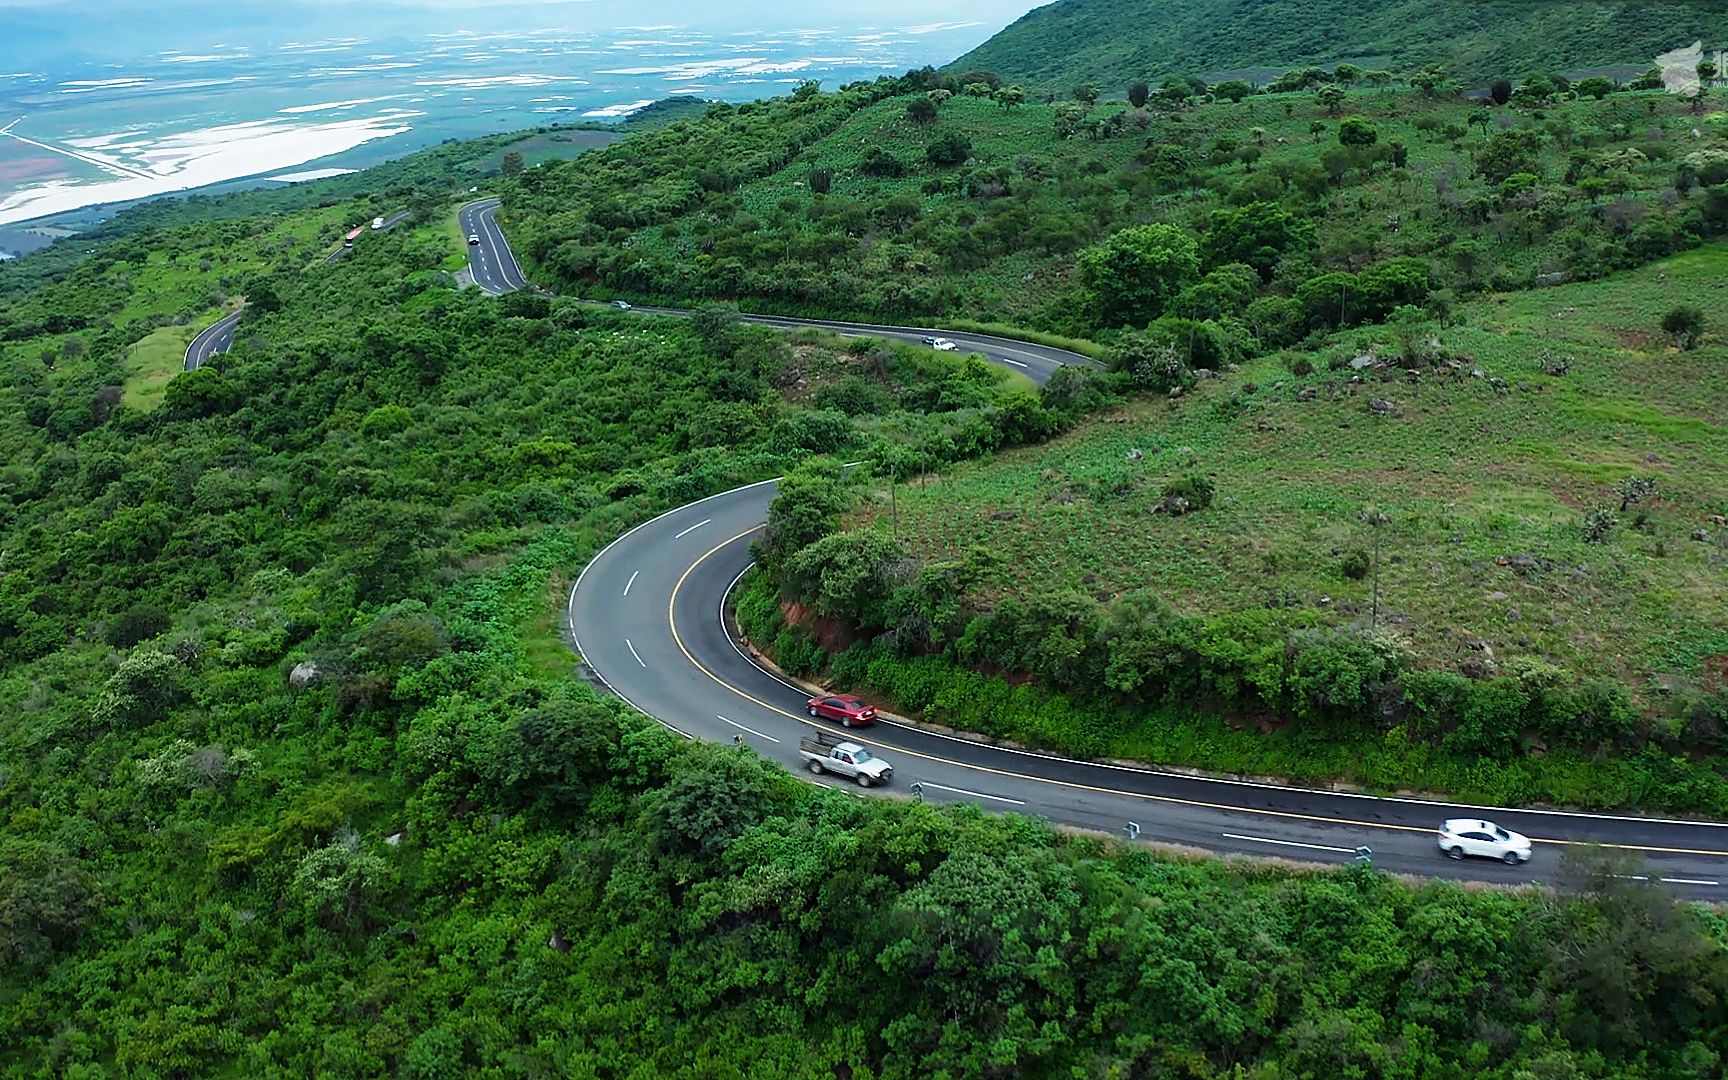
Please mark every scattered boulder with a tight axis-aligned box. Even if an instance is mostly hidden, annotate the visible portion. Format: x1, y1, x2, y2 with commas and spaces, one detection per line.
1349, 352, 1378, 370
1459, 656, 1497, 680
288, 660, 321, 690
1486, 591, 1509, 601
1194, 367, 1219, 380
990, 509, 1017, 522
1297, 385, 1317, 401
1125, 448, 1144, 461
1694, 529, 1712, 542
1368, 398, 1401, 417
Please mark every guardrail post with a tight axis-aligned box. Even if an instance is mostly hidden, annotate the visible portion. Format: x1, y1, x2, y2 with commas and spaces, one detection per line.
1355, 845, 1373, 866
732, 734, 743, 747
910, 782, 924, 802
1125, 822, 1141, 841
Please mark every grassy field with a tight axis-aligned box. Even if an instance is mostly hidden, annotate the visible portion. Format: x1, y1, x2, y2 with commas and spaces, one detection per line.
865, 243, 1728, 705
120, 322, 204, 412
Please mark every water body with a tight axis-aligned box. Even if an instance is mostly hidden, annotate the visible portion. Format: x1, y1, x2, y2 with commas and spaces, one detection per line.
0, 18, 1005, 227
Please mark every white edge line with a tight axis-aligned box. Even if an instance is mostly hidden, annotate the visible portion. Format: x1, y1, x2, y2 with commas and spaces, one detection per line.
1222, 833, 1355, 854
999, 357, 1029, 368
622, 569, 639, 596
673, 517, 712, 539
717, 714, 779, 743
709, 554, 1728, 831
625, 638, 646, 668
1615, 874, 1721, 887
918, 781, 1025, 805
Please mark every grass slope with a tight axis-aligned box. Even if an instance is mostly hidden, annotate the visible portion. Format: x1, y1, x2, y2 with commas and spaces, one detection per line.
870, 244, 1728, 705
950, 0, 1728, 89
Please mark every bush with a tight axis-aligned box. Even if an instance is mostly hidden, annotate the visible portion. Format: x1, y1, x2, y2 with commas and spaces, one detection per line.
1339, 549, 1371, 581
1159, 473, 1214, 514
1661, 304, 1706, 350
106, 604, 171, 648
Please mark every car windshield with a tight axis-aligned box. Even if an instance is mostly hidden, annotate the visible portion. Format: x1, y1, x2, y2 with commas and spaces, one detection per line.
851, 748, 873, 763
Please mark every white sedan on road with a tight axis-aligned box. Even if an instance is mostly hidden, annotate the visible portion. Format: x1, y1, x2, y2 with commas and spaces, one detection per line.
922, 336, 958, 351
1438, 818, 1533, 864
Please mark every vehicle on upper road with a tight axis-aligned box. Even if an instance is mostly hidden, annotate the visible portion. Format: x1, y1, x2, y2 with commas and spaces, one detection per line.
923, 336, 958, 351
807, 694, 877, 728
372, 216, 385, 230
1438, 819, 1532, 864
611, 300, 632, 310
343, 226, 365, 248
468, 234, 481, 245
799, 733, 892, 787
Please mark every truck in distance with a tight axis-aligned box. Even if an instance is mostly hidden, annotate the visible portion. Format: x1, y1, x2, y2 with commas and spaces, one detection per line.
799, 732, 893, 788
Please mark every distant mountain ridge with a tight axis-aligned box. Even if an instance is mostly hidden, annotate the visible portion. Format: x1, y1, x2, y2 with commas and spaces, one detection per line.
947, 0, 1728, 89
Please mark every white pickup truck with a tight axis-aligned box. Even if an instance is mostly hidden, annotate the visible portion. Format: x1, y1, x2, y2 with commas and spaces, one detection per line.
799, 733, 893, 788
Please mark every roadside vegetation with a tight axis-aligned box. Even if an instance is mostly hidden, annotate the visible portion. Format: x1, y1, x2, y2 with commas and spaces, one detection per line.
506, 66, 1728, 344
750, 239, 1728, 812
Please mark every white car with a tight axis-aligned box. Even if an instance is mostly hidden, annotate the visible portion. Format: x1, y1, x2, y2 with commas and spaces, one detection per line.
1438, 818, 1532, 864
468, 234, 481, 245
611, 300, 632, 310
926, 336, 958, 351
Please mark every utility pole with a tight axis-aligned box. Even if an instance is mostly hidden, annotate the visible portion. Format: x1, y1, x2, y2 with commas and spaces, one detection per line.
1359, 507, 1389, 630
889, 462, 898, 539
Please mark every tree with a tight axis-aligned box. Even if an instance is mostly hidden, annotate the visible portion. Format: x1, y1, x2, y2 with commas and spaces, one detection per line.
1338, 116, 1378, 147
1076, 223, 1200, 327
782, 529, 911, 629
1411, 64, 1445, 97
1576, 76, 1615, 100
1489, 78, 1513, 105
905, 97, 937, 126
1072, 83, 1100, 106
1213, 80, 1252, 103
925, 131, 971, 166
807, 167, 832, 194
760, 457, 852, 569
1200, 201, 1312, 281
1474, 129, 1544, 183
1316, 84, 1345, 116
500, 150, 524, 176
292, 840, 389, 929
1333, 63, 1363, 86
1700, 59, 1719, 87
91, 650, 184, 730
1616, 476, 1658, 512
1662, 304, 1706, 349
1054, 102, 1087, 140
1127, 81, 1149, 108
993, 85, 1025, 109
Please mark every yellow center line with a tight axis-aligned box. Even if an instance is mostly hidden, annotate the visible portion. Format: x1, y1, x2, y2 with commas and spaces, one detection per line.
666, 528, 1728, 859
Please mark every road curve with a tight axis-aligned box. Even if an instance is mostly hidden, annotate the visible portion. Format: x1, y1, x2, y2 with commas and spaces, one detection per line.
567, 477, 1728, 896
180, 194, 1728, 894
458, 197, 526, 295
184, 307, 244, 371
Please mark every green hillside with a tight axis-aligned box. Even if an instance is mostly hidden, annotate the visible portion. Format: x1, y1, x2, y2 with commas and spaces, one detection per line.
949, 0, 1728, 89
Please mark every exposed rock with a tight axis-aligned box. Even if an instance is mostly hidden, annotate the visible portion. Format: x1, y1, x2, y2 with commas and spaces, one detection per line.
1194, 367, 1219, 380
1349, 353, 1378, 370
385, 831, 406, 846
1458, 656, 1497, 680
1039, 469, 1063, 481
1470, 368, 1486, 378
549, 930, 572, 953
1506, 607, 1520, 621
1534, 270, 1573, 287
1125, 448, 1144, 461
1487, 591, 1509, 602
990, 509, 1017, 522
1169, 386, 1185, 399
1694, 529, 1712, 542
1368, 397, 1401, 417
288, 660, 321, 689
1297, 385, 1317, 401
1463, 635, 1494, 655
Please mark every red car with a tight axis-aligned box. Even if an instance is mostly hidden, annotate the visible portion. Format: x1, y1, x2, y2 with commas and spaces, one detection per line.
806, 694, 877, 728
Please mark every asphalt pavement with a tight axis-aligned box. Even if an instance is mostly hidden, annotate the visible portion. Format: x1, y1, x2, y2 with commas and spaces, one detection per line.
183, 308, 244, 371
458, 197, 527, 294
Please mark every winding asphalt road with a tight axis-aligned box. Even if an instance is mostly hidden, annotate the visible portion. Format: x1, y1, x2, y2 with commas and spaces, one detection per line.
183, 308, 243, 371
471, 196, 1728, 894
459, 197, 528, 294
